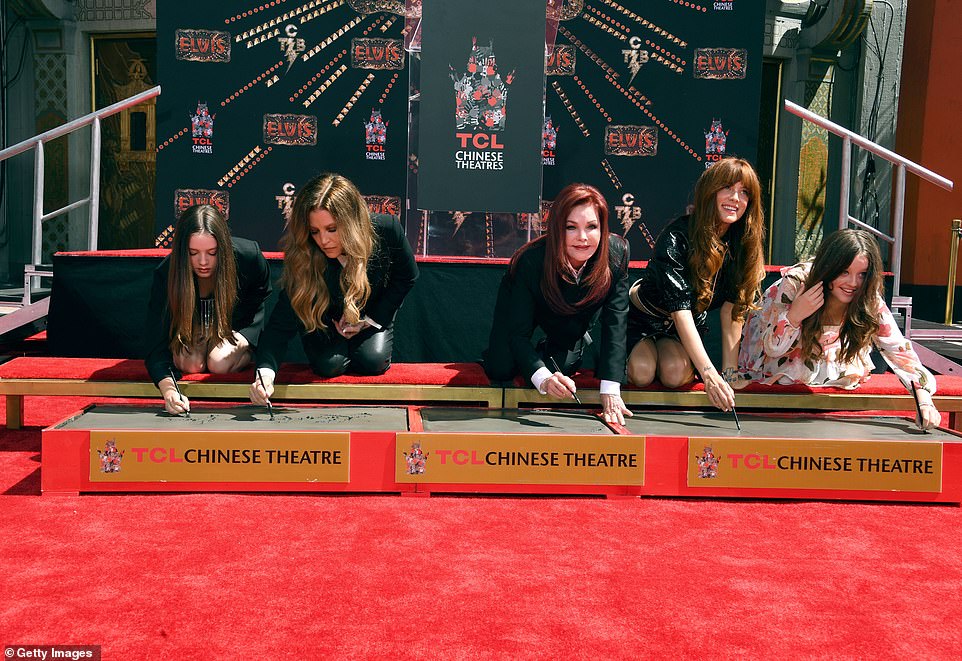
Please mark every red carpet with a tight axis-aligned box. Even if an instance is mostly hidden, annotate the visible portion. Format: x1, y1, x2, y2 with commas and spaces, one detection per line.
1, 396, 961, 659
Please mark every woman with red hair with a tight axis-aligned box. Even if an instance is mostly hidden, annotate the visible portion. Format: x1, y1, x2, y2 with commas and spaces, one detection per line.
483, 183, 632, 424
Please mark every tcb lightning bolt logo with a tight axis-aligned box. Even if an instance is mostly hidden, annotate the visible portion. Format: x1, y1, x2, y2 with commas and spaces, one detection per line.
622, 36, 650, 88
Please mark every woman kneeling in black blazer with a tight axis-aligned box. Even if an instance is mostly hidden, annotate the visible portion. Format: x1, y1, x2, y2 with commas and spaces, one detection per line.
145, 204, 272, 415
484, 183, 632, 424
250, 173, 418, 404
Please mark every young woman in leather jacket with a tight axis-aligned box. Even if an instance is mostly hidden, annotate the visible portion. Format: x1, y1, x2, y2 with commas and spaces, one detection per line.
626, 158, 766, 412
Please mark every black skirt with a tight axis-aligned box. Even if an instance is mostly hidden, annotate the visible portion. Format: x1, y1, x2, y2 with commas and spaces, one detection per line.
627, 279, 708, 347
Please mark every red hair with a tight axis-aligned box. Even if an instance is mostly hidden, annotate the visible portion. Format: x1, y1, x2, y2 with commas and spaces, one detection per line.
510, 183, 612, 315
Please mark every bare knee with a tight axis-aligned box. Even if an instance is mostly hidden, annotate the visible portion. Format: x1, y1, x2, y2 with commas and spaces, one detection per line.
175, 355, 206, 375
658, 363, 694, 388
207, 344, 251, 374
657, 354, 695, 388
654, 339, 694, 388
627, 339, 656, 386
628, 359, 655, 387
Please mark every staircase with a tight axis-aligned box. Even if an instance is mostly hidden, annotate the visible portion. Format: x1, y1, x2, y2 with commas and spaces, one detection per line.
0, 85, 161, 337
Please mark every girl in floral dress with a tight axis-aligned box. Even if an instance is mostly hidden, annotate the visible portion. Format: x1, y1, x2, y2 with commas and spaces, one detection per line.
738, 228, 940, 429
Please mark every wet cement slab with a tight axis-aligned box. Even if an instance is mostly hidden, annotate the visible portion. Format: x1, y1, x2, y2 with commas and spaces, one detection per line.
54, 405, 409, 431
419, 408, 613, 435
52, 405, 957, 441
621, 411, 961, 441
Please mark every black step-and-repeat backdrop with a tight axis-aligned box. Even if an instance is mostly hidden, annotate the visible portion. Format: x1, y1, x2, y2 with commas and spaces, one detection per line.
156, 0, 765, 260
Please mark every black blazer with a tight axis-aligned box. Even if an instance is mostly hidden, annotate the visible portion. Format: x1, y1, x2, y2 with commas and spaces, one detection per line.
496, 234, 629, 383
256, 214, 418, 372
144, 237, 272, 385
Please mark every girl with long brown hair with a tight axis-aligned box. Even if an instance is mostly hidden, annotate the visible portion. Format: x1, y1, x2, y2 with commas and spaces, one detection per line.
626, 157, 766, 412
484, 182, 632, 424
250, 173, 417, 404
145, 204, 272, 415
739, 228, 940, 429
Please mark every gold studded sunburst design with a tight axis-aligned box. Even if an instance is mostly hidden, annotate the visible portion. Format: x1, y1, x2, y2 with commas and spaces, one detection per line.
155, 1, 768, 261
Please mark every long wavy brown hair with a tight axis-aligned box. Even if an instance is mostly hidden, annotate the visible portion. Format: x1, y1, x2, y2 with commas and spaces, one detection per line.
282, 173, 375, 332
167, 204, 238, 354
510, 183, 619, 315
688, 157, 766, 321
798, 228, 884, 363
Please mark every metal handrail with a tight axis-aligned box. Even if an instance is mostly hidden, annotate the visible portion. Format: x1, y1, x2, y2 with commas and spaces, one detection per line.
0, 85, 161, 296
785, 99, 954, 297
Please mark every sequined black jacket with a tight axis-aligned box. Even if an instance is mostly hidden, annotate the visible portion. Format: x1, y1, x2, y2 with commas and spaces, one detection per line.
630, 215, 738, 330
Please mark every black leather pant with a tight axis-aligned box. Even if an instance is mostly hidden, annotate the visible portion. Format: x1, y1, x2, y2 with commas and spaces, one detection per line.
301, 324, 394, 377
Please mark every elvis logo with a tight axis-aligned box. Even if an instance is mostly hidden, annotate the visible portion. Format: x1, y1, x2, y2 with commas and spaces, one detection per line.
351, 38, 404, 70
363, 195, 401, 217
174, 189, 230, 219
263, 114, 317, 146
704, 119, 729, 166
696, 446, 719, 479
546, 45, 576, 76
364, 109, 388, 160
604, 125, 657, 157
403, 441, 428, 475
279, 24, 305, 72
542, 116, 558, 166
190, 102, 214, 155
693, 48, 747, 80
347, 0, 406, 14
97, 439, 124, 474
175, 29, 231, 63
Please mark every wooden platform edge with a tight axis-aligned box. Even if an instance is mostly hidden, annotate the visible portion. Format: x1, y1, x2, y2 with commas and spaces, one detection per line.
4, 378, 961, 431
504, 387, 962, 412
0, 379, 505, 429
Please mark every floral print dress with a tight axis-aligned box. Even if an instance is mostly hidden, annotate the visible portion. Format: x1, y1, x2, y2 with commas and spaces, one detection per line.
738, 263, 936, 394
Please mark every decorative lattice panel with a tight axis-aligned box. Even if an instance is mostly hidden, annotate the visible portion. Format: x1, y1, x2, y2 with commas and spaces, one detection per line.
78, 0, 153, 22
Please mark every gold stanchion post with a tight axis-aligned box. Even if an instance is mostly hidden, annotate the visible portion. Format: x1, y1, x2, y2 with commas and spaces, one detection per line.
946, 219, 962, 325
